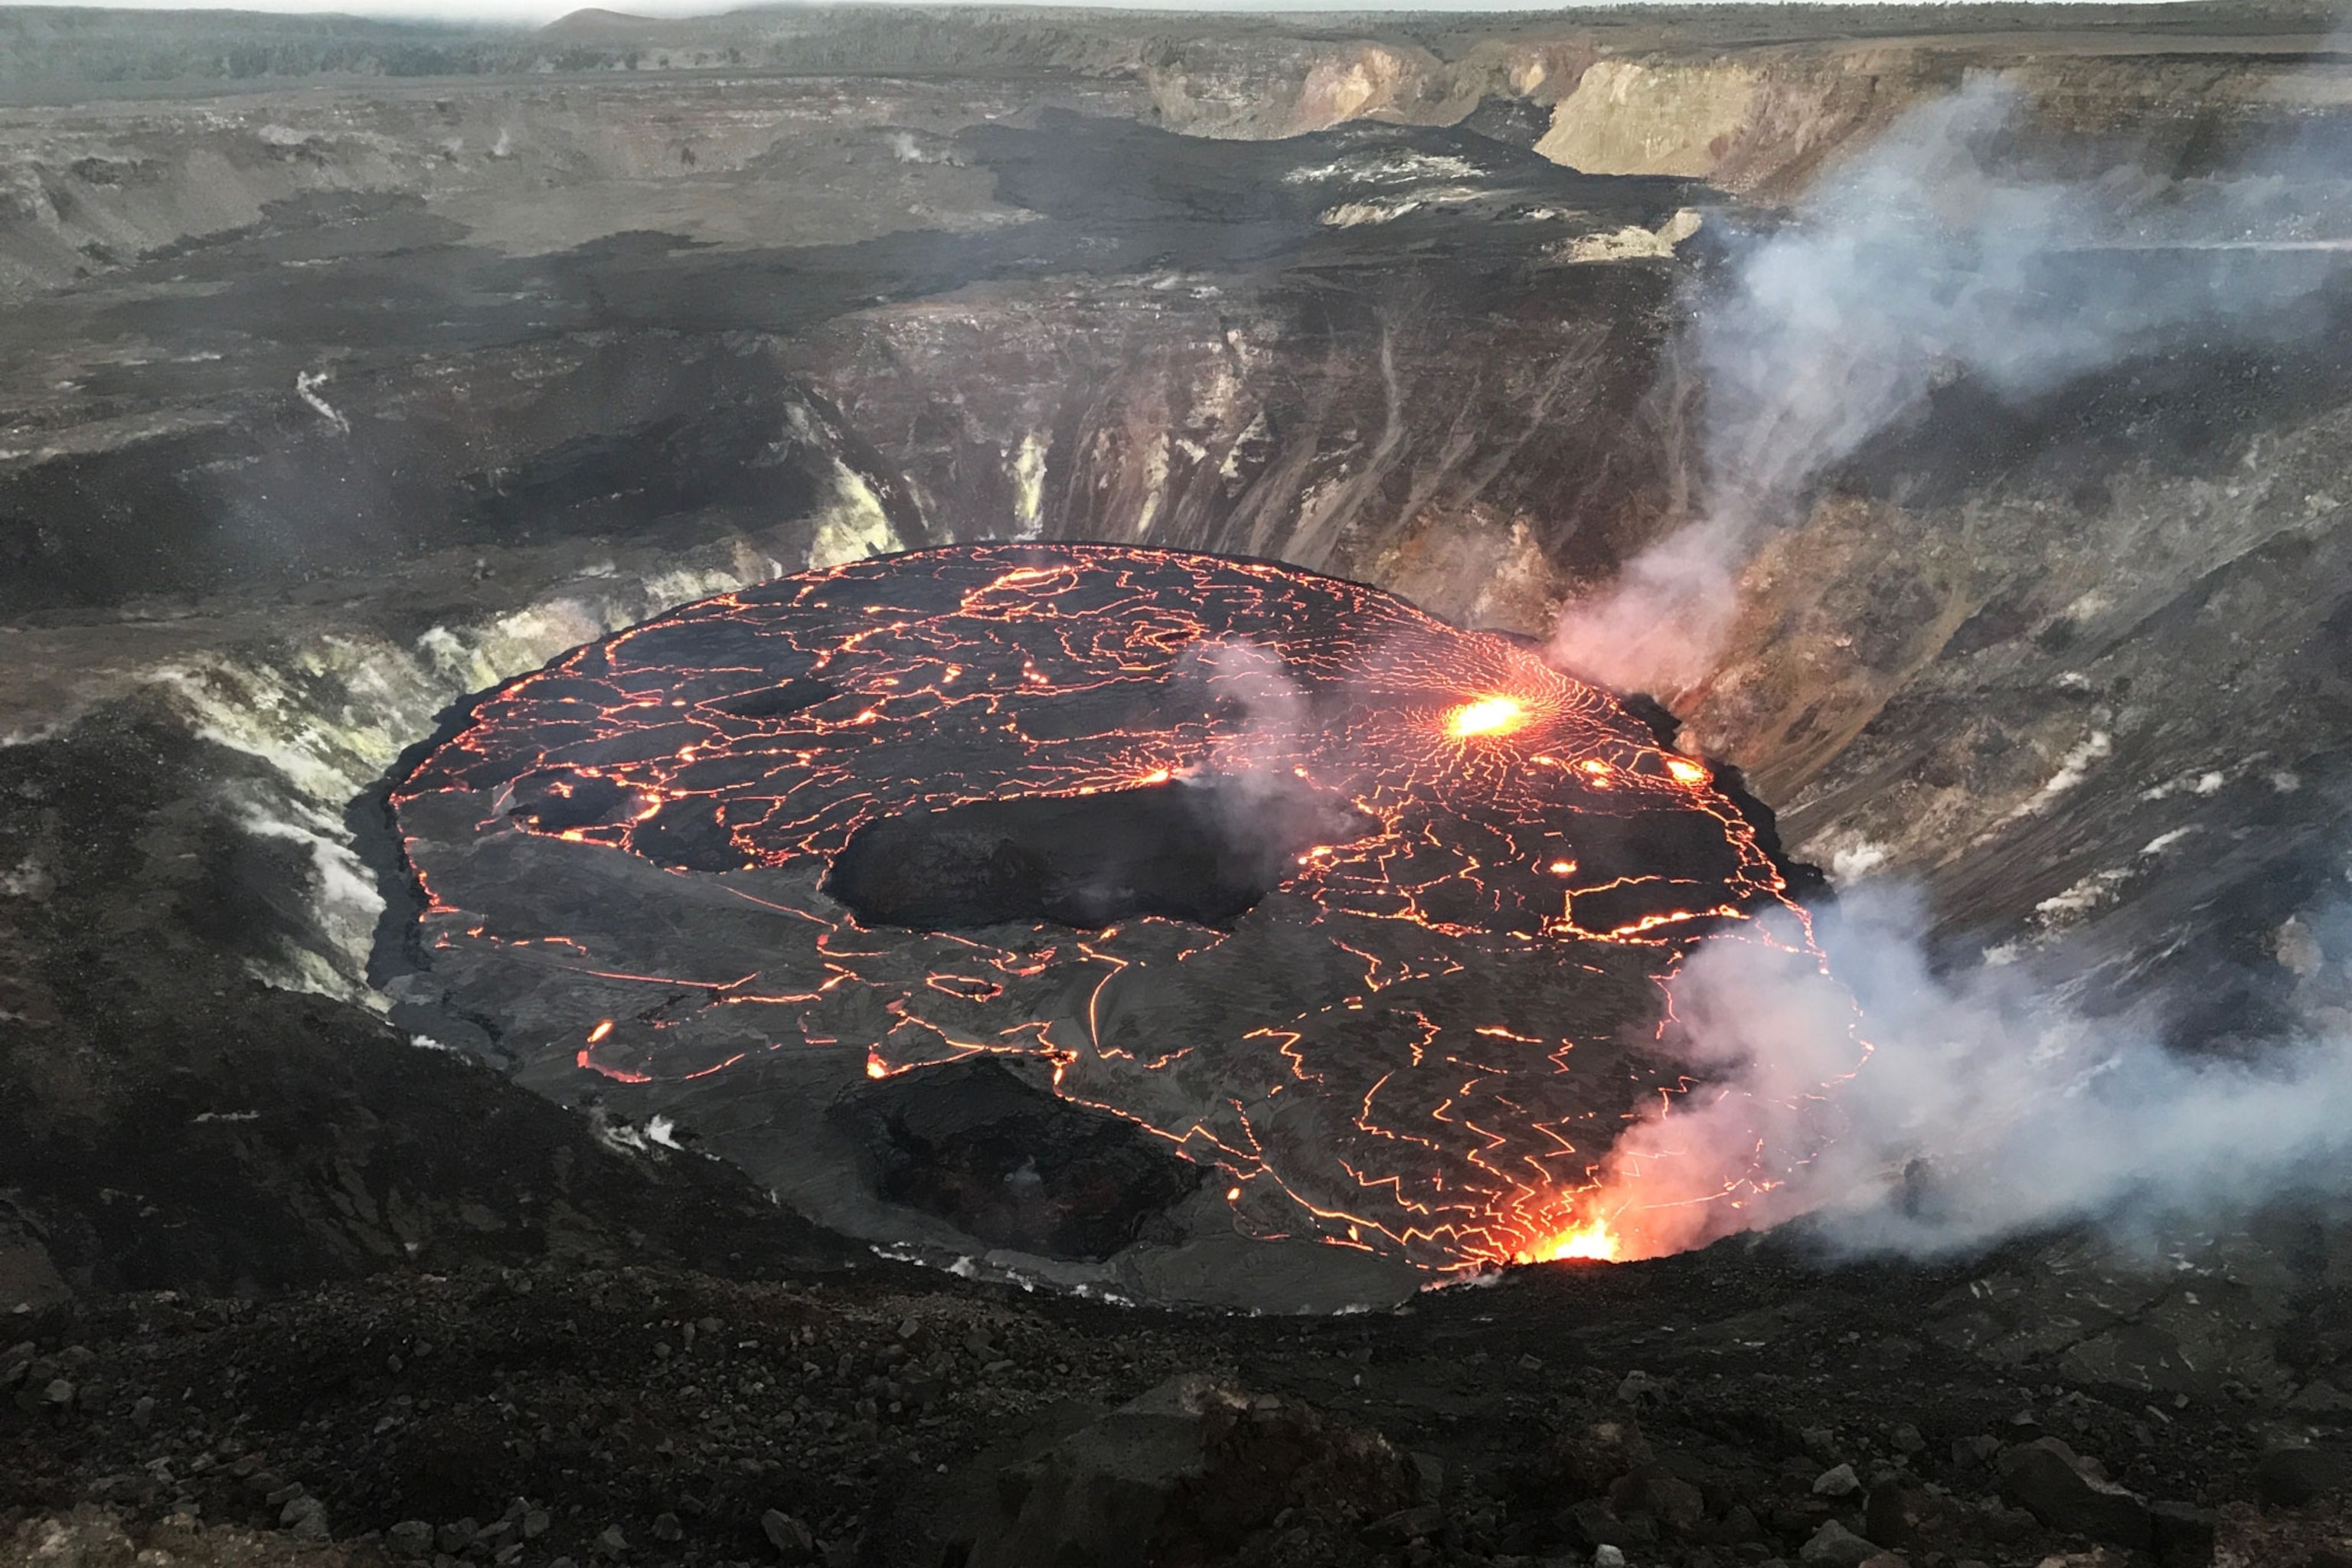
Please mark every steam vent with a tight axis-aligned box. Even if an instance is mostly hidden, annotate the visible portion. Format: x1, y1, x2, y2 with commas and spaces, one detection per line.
387, 544, 1828, 1303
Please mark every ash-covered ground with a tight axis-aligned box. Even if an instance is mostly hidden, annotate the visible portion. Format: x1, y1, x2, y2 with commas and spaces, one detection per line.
11, 5, 2352, 1567
13, 1225, 2352, 1568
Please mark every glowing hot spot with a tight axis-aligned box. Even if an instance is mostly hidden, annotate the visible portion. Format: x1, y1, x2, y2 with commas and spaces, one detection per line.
1664, 757, 1709, 786
587, 1018, 615, 1044
1446, 695, 1527, 739
1523, 1217, 1621, 1264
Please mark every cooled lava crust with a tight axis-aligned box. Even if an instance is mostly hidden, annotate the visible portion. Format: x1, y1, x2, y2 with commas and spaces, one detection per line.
387, 544, 1815, 1285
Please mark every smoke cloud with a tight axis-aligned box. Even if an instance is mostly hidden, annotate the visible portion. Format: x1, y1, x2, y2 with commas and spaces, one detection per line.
1174, 636, 1370, 871
1534, 77, 2352, 1262
1180, 636, 1312, 769
1549, 77, 2352, 698
1592, 884, 2352, 1261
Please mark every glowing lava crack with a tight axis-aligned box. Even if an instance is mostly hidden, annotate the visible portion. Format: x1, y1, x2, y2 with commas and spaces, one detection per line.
387, 544, 1835, 1279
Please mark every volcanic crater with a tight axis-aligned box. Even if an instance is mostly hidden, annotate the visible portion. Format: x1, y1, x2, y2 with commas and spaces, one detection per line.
14, 10, 2352, 1562
382, 543, 1835, 1308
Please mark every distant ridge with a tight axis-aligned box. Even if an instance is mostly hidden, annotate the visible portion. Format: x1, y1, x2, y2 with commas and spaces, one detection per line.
543, 8, 666, 41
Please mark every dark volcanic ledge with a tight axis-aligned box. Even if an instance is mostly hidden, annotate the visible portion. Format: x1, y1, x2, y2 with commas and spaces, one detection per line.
822, 774, 1377, 931
831, 1057, 1206, 1259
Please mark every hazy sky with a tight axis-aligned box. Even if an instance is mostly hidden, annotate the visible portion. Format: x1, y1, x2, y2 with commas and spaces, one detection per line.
0, 0, 2003, 21
0, 0, 704, 18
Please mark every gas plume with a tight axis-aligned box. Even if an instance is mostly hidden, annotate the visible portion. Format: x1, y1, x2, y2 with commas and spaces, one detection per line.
1171, 635, 1359, 864
1539, 78, 2352, 1261
1585, 884, 2352, 1261
1549, 77, 2352, 700
1178, 635, 1313, 778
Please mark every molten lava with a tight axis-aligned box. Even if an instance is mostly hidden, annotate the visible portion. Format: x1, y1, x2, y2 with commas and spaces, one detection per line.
1446, 694, 1529, 739
1523, 1216, 1622, 1263
391, 544, 1843, 1272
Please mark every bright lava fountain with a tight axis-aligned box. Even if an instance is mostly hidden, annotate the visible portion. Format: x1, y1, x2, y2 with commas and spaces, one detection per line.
389, 544, 1838, 1274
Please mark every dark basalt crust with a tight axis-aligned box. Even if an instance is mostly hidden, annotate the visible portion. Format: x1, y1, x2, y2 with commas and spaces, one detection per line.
822, 775, 1376, 931
830, 1058, 1206, 1259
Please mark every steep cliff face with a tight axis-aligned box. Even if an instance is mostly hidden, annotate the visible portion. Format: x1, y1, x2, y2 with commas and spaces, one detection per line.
1521, 44, 2347, 194
784, 253, 1673, 622
1684, 362, 2352, 1011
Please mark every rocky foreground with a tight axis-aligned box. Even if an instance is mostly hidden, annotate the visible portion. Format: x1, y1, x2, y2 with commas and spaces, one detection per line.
8, 1228, 2352, 1568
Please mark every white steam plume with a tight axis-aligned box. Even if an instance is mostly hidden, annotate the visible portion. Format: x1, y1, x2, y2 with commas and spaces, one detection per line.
1592, 886, 2352, 1260
1543, 81, 2352, 1259
1549, 77, 2352, 698
1172, 636, 1366, 865
1179, 636, 1311, 779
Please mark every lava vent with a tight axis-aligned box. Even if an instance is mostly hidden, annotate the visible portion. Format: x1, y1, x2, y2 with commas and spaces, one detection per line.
386, 544, 1830, 1291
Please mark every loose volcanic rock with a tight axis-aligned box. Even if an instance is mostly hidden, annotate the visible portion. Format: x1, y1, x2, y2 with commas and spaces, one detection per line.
2150, 1499, 2218, 1567
760, 1508, 815, 1560
1864, 1478, 1957, 1550
2258, 1443, 2352, 1507
1813, 1461, 1860, 1497
1801, 1518, 1886, 1566
1, 1253, 2340, 1568
1601, 1455, 1708, 1539
963, 1373, 1416, 1567
278, 1495, 330, 1539
2000, 1438, 2152, 1550
6, 1506, 382, 1568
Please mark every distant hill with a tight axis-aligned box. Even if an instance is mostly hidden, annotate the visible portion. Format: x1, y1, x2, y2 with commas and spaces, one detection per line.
542, 8, 668, 42
0, 6, 531, 91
